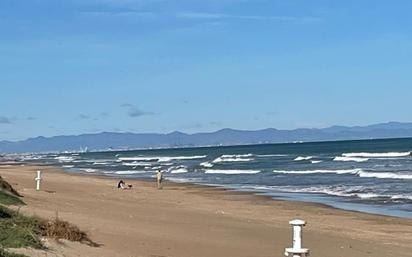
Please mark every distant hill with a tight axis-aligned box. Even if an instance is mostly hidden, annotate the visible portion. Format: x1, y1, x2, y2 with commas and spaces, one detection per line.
1, 122, 412, 153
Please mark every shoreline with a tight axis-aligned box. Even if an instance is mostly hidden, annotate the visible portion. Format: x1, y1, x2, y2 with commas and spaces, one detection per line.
1, 163, 412, 256
12, 161, 412, 219
36, 161, 412, 220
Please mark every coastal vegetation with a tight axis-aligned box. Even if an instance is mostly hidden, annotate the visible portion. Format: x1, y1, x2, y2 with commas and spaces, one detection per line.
0, 176, 97, 256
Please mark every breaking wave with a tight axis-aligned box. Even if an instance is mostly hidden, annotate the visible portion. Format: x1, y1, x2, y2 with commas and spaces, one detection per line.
274, 169, 412, 180
357, 171, 412, 180
333, 156, 369, 162
342, 152, 411, 158
55, 156, 76, 162
311, 160, 323, 164
115, 170, 151, 175
275, 186, 412, 201
170, 168, 188, 174
122, 161, 154, 167
221, 154, 253, 158
200, 162, 214, 168
204, 169, 261, 175
118, 155, 206, 162
294, 156, 313, 161
273, 168, 362, 175
212, 155, 254, 163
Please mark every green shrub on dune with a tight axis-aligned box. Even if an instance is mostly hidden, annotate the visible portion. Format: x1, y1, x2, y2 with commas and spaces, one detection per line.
0, 176, 97, 256
0, 192, 24, 207
0, 206, 44, 249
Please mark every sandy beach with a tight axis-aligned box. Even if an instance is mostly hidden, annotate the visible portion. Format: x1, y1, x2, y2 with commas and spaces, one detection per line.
0, 164, 411, 257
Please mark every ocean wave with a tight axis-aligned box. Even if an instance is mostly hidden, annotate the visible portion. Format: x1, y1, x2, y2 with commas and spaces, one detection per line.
221, 154, 253, 158
55, 156, 76, 162
169, 167, 189, 174
342, 151, 411, 158
274, 186, 412, 202
273, 168, 362, 175
118, 157, 159, 161
122, 161, 154, 167
212, 155, 254, 163
357, 171, 412, 180
310, 160, 323, 164
80, 168, 98, 173
115, 170, 150, 175
256, 154, 288, 157
273, 168, 412, 180
333, 156, 369, 162
157, 155, 207, 162
92, 162, 111, 165
281, 187, 382, 199
391, 194, 412, 201
118, 155, 206, 162
294, 156, 313, 161
200, 162, 214, 168
204, 169, 261, 175
62, 165, 74, 168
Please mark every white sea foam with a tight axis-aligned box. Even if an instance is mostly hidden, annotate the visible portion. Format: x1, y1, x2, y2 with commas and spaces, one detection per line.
118, 157, 159, 161
200, 162, 214, 168
122, 161, 154, 167
275, 186, 382, 199
333, 156, 369, 162
92, 162, 111, 165
391, 195, 412, 201
221, 154, 253, 158
294, 156, 313, 161
62, 165, 74, 168
357, 171, 412, 180
55, 156, 75, 162
212, 155, 254, 163
157, 155, 207, 162
118, 155, 206, 162
115, 170, 149, 175
81, 168, 97, 173
170, 168, 189, 174
310, 160, 323, 164
273, 168, 412, 180
273, 168, 362, 175
204, 169, 261, 175
342, 152, 411, 158
256, 154, 288, 157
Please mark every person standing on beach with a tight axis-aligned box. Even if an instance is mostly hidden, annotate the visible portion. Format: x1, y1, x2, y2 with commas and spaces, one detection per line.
156, 169, 163, 189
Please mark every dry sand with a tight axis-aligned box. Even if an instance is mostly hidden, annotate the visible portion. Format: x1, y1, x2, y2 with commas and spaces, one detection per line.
0, 164, 411, 257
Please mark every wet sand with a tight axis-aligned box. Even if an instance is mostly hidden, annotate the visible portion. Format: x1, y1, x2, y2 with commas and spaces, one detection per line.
1, 164, 411, 257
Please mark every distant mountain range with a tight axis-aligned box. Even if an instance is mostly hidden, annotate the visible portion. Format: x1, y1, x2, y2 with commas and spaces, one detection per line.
1, 122, 412, 153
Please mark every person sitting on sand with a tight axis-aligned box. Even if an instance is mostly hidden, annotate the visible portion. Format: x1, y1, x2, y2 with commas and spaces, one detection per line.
117, 180, 126, 189
118, 180, 133, 190
156, 170, 163, 189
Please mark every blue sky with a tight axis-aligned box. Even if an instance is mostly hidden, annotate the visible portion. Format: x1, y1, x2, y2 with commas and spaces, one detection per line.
1, 0, 412, 141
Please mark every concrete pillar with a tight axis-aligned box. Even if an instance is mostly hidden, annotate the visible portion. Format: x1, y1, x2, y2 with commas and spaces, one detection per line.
35, 170, 42, 191
284, 219, 310, 257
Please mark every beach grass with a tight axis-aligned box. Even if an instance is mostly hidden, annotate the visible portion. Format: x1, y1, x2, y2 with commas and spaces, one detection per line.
0, 206, 44, 249
0, 177, 96, 256
0, 192, 24, 207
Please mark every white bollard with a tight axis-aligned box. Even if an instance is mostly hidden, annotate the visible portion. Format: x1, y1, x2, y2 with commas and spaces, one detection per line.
35, 170, 42, 191
284, 219, 310, 257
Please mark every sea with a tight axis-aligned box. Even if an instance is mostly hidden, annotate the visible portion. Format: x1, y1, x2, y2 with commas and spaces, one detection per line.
20, 137, 412, 219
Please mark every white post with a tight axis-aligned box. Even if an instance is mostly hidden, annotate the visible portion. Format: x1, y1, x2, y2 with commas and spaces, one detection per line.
284, 219, 310, 257
35, 170, 42, 191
